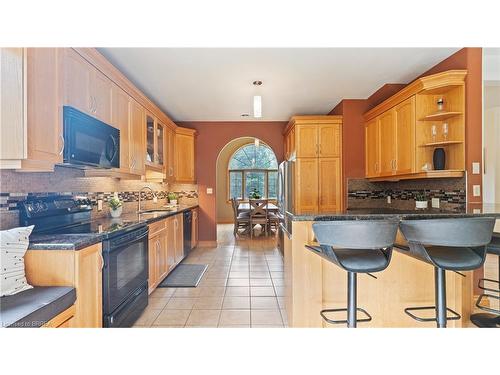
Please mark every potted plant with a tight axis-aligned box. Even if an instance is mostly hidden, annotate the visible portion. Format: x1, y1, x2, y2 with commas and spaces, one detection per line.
414, 192, 428, 209
167, 192, 178, 205
249, 188, 261, 199
108, 196, 123, 218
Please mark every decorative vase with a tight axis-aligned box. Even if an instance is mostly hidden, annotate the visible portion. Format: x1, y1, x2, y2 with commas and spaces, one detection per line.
110, 206, 122, 218
433, 148, 446, 170
415, 201, 428, 209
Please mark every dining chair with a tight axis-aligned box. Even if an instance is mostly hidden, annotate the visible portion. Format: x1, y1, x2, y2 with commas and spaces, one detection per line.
249, 199, 269, 238
231, 198, 250, 236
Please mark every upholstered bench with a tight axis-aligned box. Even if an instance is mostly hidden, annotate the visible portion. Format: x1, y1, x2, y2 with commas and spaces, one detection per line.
1, 286, 76, 328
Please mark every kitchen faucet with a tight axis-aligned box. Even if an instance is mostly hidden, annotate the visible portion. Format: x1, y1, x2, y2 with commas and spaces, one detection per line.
138, 186, 157, 212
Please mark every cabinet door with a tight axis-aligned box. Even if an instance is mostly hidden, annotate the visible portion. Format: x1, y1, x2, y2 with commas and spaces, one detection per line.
394, 96, 416, 174
148, 235, 158, 294
166, 128, 176, 181
111, 84, 130, 172
156, 122, 165, 167
25, 48, 63, 169
90, 69, 112, 123
295, 124, 318, 157
295, 158, 319, 214
157, 234, 168, 282
175, 133, 195, 182
128, 98, 145, 175
318, 158, 341, 212
378, 110, 396, 176
289, 127, 296, 158
74, 244, 102, 328
145, 113, 155, 165
167, 217, 176, 270
63, 49, 92, 115
318, 124, 341, 157
365, 118, 379, 177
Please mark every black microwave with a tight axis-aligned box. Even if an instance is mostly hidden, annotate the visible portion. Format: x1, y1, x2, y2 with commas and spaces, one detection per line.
63, 106, 120, 168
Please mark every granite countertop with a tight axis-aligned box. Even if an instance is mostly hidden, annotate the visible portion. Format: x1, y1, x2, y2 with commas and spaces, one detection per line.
28, 204, 198, 251
287, 204, 500, 221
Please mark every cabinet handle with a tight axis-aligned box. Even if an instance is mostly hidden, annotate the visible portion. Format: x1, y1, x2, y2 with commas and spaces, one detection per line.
99, 251, 105, 270
59, 134, 65, 155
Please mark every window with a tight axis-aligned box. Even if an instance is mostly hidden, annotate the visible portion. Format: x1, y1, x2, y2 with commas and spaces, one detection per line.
228, 142, 278, 200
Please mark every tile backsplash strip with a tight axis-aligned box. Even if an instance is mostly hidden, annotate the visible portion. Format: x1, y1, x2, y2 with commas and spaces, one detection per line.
0, 167, 198, 230
348, 177, 466, 211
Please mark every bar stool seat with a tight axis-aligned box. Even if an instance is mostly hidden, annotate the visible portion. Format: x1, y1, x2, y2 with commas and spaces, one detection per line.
425, 246, 484, 270
399, 217, 496, 328
307, 219, 399, 328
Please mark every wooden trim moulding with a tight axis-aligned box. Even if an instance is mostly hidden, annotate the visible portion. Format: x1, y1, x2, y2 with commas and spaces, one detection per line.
364, 70, 467, 121
283, 115, 343, 134
367, 169, 464, 182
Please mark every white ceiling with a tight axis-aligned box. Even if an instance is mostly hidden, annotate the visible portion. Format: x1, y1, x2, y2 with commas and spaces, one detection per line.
98, 48, 459, 122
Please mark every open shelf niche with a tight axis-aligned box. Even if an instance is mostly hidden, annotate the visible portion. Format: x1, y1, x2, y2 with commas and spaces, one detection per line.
415, 82, 465, 173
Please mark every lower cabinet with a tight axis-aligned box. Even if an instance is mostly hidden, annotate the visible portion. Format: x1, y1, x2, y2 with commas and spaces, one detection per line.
24, 243, 103, 328
148, 213, 185, 294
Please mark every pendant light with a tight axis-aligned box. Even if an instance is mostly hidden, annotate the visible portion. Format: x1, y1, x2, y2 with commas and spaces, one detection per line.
253, 80, 262, 118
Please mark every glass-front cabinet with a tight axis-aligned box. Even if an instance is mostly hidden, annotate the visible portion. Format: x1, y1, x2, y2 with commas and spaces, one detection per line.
145, 112, 165, 170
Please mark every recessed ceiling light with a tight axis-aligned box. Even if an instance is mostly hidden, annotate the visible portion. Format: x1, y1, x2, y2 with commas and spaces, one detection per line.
253, 80, 263, 86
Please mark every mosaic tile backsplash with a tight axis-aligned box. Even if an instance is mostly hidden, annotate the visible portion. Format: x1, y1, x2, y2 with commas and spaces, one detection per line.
0, 167, 198, 230
347, 177, 466, 211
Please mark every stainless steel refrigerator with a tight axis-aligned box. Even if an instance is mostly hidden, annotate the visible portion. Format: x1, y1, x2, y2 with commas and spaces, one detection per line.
277, 160, 295, 253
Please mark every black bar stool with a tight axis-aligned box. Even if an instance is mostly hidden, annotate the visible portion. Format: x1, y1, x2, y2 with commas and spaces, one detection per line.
470, 233, 500, 328
399, 217, 496, 328
306, 219, 399, 328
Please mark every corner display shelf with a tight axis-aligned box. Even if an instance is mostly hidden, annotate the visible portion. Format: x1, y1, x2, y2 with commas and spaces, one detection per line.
419, 140, 463, 147
419, 111, 462, 121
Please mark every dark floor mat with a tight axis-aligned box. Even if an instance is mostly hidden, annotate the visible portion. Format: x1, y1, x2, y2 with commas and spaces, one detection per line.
157, 264, 208, 288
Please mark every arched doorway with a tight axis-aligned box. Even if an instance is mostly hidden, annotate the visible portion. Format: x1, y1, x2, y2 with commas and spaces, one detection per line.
216, 137, 279, 229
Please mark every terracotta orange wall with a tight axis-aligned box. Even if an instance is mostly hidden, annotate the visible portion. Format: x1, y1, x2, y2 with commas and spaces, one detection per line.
177, 121, 286, 243
416, 48, 483, 204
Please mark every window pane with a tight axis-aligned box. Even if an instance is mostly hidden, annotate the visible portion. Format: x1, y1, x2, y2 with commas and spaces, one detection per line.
245, 171, 265, 198
267, 171, 277, 199
229, 171, 243, 199
228, 142, 278, 170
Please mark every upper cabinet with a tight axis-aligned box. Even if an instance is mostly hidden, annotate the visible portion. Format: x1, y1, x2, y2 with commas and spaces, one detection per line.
284, 116, 343, 214
1, 48, 194, 180
175, 127, 196, 183
63, 49, 112, 124
364, 70, 466, 181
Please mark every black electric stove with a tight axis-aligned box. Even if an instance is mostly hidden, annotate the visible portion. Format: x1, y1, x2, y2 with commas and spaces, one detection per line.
18, 195, 149, 328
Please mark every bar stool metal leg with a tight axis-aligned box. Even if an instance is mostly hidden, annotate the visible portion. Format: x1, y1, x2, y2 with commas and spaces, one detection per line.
348, 272, 357, 328
435, 267, 447, 328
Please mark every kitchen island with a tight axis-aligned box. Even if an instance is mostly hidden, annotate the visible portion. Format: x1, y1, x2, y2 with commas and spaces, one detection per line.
283, 205, 500, 328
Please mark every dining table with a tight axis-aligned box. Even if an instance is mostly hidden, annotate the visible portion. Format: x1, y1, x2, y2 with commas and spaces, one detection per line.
237, 202, 279, 214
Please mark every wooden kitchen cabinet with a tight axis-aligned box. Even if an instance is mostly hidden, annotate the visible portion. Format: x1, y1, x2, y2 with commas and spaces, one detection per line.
0, 48, 63, 171
378, 109, 396, 176
24, 243, 103, 328
63, 48, 112, 123
364, 70, 466, 181
173, 214, 184, 264
111, 84, 131, 172
129, 98, 146, 176
166, 128, 176, 181
318, 157, 342, 212
148, 219, 169, 293
175, 127, 196, 183
365, 118, 379, 178
284, 116, 343, 215
394, 96, 416, 175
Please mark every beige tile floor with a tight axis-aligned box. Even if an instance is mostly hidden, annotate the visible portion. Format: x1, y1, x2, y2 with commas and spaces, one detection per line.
134, 224, 287, 328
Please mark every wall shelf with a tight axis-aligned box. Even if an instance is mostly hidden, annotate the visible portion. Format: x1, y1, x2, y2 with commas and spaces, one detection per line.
418, 140, 463, 147
419, 111, 462, 121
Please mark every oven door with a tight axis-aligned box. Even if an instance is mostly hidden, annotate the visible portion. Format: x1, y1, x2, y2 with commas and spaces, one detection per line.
102, 226, 149, 314
63, 106, 120, 168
